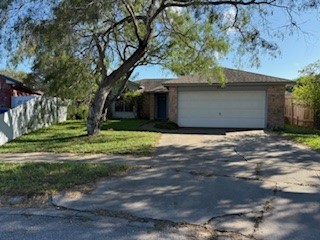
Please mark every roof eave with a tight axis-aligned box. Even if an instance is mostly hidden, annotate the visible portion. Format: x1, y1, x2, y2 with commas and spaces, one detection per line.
12, 84, 43, 95
162, 81, 293, 87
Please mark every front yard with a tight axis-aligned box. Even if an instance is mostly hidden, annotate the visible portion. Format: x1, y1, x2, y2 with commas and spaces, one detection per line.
0, 162, 128, 196
282, 125, 320, 151
0, 119, 160, 155
0, 119, 156, 196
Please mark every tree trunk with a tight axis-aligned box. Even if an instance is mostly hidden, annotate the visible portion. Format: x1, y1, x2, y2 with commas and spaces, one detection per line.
86, 40, 149, 136
87, 87, 110, 136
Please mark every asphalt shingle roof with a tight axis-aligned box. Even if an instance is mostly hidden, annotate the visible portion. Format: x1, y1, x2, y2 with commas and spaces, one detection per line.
163, 68, 292, 86
136, 79, 172, 92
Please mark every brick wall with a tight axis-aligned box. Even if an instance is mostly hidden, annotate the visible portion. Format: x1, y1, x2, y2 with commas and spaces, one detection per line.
149, 93, 155, 120
0, 78, 12, 108
168, 87, 178, 123
139, 93, 150, 119
267, 85, 286, 129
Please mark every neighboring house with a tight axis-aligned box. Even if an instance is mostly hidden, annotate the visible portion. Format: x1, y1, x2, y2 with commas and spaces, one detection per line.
0, 74, 42, 113
112, 68, 292, 129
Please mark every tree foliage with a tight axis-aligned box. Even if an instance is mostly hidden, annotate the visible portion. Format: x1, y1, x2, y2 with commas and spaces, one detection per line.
0, 0, 319, 135
294, 61, 320, 127
31, 50, 98, 101
294, 75, 320, 110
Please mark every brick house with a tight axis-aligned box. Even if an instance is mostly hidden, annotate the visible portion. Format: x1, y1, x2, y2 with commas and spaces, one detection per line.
0, 74, 42, 113
112, 68, 292, 129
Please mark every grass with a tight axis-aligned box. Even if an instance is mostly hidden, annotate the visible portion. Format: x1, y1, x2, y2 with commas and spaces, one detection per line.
0, 119, 160, 155
282, 125, 320, 151
0, 162, 128, 195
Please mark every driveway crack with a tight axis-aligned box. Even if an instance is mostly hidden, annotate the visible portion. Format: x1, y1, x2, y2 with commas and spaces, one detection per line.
178, 169, 260, 181
252, 197, 275, 237
234, 147, 248, 161
213, 229, 257, 240
51, 200, 258, 239
206, 210, 262, 224
51, 200, 216, 233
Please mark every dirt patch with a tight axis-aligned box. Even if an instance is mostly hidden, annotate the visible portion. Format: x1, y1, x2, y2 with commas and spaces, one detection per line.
0, 193, 52, 208
0, 182, 98, 208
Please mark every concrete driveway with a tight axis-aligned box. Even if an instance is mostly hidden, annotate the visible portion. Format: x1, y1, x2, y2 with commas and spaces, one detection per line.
50, 130, 320, 239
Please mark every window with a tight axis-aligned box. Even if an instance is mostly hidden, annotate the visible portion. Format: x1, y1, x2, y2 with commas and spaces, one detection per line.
115, 99, 134, 112
115, 100, 124, 112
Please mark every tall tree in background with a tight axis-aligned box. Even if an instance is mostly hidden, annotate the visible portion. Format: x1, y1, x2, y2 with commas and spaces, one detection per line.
0, 0, 319, 135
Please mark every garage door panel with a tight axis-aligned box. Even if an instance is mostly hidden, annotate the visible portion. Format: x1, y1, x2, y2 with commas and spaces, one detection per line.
179, 103, 264, 111
179, 99, 264, 106
179, 108, 265, 116
179, 91, 263, 100
181, 118, 265, 128
179, 111, 265, 120
184, 118, 264, 127
178, 90, 266, 128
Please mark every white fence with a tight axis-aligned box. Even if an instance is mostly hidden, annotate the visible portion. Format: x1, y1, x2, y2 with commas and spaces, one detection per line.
0, 96, 67, 145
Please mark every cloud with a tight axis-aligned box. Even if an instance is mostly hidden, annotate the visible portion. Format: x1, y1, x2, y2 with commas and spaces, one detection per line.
222, 7, 237, 34
223, 7, 237, 22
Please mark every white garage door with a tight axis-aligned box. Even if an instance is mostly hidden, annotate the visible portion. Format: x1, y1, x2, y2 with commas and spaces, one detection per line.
178, 90, 266, 128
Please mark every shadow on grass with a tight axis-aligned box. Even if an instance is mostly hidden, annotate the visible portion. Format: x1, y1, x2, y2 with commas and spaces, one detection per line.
13, 134, 88, 143
100, 119, 149, 131
283, 124, 320, 135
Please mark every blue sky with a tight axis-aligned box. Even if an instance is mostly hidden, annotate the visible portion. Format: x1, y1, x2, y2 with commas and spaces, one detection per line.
132, 8, 320, 81
1, 6, 319, 81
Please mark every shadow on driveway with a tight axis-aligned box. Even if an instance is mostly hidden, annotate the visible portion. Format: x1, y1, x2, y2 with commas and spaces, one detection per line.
52, 131, 320, 239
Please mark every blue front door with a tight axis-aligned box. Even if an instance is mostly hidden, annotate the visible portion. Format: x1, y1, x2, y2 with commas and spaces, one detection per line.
157, 94, 167, 119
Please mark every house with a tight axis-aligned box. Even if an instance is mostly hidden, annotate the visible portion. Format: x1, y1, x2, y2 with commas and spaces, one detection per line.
0, 74, 42, 113
112, 68, 292, 129
111, 80, 143, 119
136, 79, 172, 120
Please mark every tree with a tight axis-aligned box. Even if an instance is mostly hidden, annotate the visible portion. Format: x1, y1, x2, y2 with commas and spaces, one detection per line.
294, 61, 320, 128
30, 50, 98, 101
0, 0, 319, 135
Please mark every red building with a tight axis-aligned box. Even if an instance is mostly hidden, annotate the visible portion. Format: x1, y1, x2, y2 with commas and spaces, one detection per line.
0, 74, 42, 113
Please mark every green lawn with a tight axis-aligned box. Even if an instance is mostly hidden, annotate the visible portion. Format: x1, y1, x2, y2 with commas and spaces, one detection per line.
0, 119, 160, 155
0, 162, 128, 195
282, 125, 320, 151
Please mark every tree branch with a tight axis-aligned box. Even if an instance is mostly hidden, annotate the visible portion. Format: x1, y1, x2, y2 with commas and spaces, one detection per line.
122, 0, 143, 42
93, 34, 107, 78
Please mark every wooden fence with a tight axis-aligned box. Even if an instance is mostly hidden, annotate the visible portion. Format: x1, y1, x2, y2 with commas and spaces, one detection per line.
285, 95, 314, 128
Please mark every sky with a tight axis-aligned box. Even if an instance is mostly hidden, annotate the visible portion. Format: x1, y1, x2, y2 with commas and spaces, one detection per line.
132, 8, 320, 81
1, 5, 319, 81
